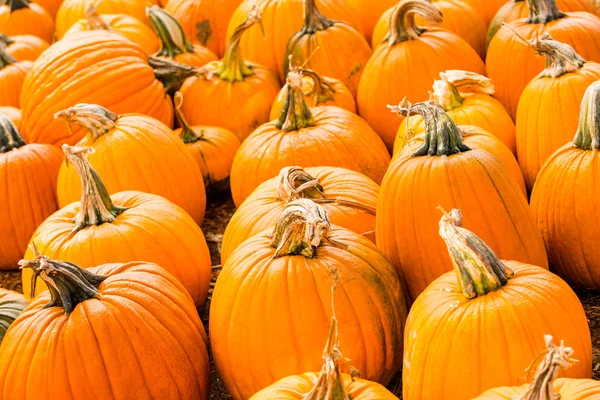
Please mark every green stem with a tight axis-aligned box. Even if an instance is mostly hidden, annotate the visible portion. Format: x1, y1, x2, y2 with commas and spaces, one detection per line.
302, 0, 334, 33
0, 115, 26, 152
7, 0, 31, 12
0, 33, 14, 47
148, 56, 201, 94
276, 71, 316, 131
385, 0, 443, 46
54, 104, 119, 141
85, 4, 111, 30
300, 69, 337, 106
526, 0, 565, 23
529, 33, 585, 78
573, 81, 600, 150
0, 290, 27, 344
147, 5, 193, 59
173, 92, 204, 144
0, 46, 17, 69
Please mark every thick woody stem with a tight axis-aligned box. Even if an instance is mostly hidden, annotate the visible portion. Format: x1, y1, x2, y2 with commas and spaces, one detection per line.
0, 115, 26, 152
526, 0, 565, 23
147, 5, 193, 59
276, 70, 316, 131
54, 104, 118, 141
528, 33, 586, 78
386, 0, 443, 45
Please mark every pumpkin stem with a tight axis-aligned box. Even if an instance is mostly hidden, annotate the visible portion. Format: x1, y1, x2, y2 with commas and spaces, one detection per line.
389, 100, 471, 156
148, 56, 201, 94
147, 5, 194, 59
18, 245, 106, 314
527, 33, 586, 78
385, 0, 443, 46
0, 115, 26, 152
173, 91, 205, 144
433, 70, 494, 111
54, 104, 118, 141
573, 81, 600, 150
61, 145, 128, 232
0, 46, 17, 69
276, 69, 316, 131
438, 208, 514, 299
7, 0, 31, 12
526, 0, 565, 23
299, 68, 338, 106
214, 7, 262, 83
85, 5, 111, 30
0, 33, 15, 47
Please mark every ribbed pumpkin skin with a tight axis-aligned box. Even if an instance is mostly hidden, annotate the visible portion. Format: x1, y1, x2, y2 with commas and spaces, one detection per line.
474, 378, 600, 399
226, 0, 363, 82
3, 262, 210, 399
20, 31, 174, 146
377, 148, 548, 301
346, 0, 396, 42
221, 166, 379, 264
250, 373, 399, 399
210, 227, 407, 400
230, 106, 391, 206
22, 191, 212, 307
0, 143, 61, 270
357, 29, 486, 151
167, 45, 218, 67
462, 0, 507, 24
487, 12, 600, 119
0, 3, 54, 43
403, 262, 592, 400
63, 14, 161, 55
165, 0, 242, 57
0, 289, 27, 343
0, 61, 30, 108
516, 63, 600, 191
0, 107, 21, 130
56, 114, 206, 224
2, 35, 49, 62
33, 0, 63, 18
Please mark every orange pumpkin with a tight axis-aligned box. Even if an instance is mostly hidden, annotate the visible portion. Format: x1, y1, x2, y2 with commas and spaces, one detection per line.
377, 101, 547, 301
461, 0, 507, 25
487, 0, 600, 119
357, 0, 486, 151
54, 104, 206, 224
0, 289, 27, 344
5, 254, 210, 399
0, 116, 61, 270
270, 68, 355, 120
0, 0, 54, 43
393, 70, 516, 154
33, 0, 62, 18
373, 0, 488, 58
346, 0, 396, 43
226, 0, 363, 82
221, 165, 378, 264
516, 35, 600, 192
0, 49, 30, 108
20, 31, 178, 146
23, 145, 212, 306
211, 199, 407, 400
0, 107, 22, 130
179, 12, 281, 142
147, 5, 217, 67
403, 209, 591, 399
230, 70, 390, 206
0, 33, 48, 62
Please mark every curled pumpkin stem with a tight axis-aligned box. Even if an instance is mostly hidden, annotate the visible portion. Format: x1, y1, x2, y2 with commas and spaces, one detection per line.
148, 56, 202, 93
54, 104, 118, 140
85, 5, 111, 30
528, 33, 586, 78
173, 92, 205, 143
432, 71, 494, 111
386, 0, 442, 45
147, 5, 193, 59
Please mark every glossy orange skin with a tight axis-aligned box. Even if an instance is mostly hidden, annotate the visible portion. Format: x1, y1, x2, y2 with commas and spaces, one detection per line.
227, 0, 363, 82
3, 262, 210, 399
230, 106, 391, 206
0, 107, 22, 130
487, 12, 600, 119
165, 0, 242, 57
373, 0, 488, 58
221, 166, 379, 264
516, 62, 600, 192
0, 61, 30, 108
0, 143, 61, 269
63, 14, 161, 55
20, 31, 174, 146
403, 262, 592, 400
168, 45, 218, 67
377, 147, 548, 301
250, 373, 399, 399
210, 226, 407, 400
22, 191, 212, 306
2, 35, 49, 62
346, 0, 396, 43
0, 2, 54, 43
462, 0, 509, 25
56, 113, 206, 224
179, 64, 281, 142
357, 29, 486, 151
474, 378, 600, 399
33, 0, 62, 18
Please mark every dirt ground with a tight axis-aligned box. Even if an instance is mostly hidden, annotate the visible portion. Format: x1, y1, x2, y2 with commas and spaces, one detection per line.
1, 195, 599, 398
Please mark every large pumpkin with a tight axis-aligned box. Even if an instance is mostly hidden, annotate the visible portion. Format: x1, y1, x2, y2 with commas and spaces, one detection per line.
516, 35, 600, 192
0, 33, 48, 62
403, 209, 591, 399
23, 145, 211, 307
377, 101, 548, 301
210, 199, 407, 400
487, 0, 600, 119
179, 12, 281, 142
20, 31, 178, 146
54, 104, 206, 224
0, 116, 61, 270
357, 0, 486, 151
0, 48, 30, 108
230, 70, 390, 206
0, 0, 54, 43
221, 166, 378, 264
0, 289, 27, 344
4, 254, 210, 399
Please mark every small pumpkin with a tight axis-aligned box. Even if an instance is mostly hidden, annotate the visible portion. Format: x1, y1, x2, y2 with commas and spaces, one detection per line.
179, 11, 281, 142
173, 92, 240, 195
516, 35, 600, 192
0, 289, 27, 344
221, 165, 378, 264
357, 0, 486, 151
270, 68, 355, 120
24, 145, 211, 306
33, 0, 62, 18
377, 101, 547, 301
0, 107, 22, 130
0, 33, 48, 62
210, 199, 407, 400
0, 0, 54, 43
230, 70, 390, 206
0, 116, 61, 270
403, 209, 592, 399
147, 5, 218, 67
54, 104, 206, 224
5, 253, 210, 399
0, 46, 31, 108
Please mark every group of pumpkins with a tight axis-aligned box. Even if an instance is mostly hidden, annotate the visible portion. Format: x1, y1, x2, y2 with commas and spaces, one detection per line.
1, 0, 600, 398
